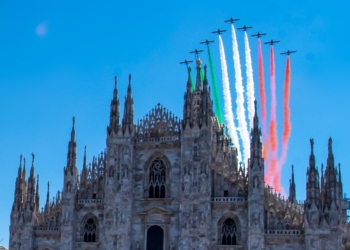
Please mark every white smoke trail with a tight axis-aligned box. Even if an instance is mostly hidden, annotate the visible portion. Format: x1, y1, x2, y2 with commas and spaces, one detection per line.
244, 31, 255, 131
218, 35, 241, 162
231, 24, 250, 166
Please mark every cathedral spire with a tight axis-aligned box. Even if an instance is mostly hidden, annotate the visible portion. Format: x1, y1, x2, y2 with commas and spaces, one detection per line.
200, 64, 213, 127
80, 146, 88, 185
187, 66, 192, 92
338, 163, 343, 205
305, 138, 321, 210
22, 157, 26, 180
288, 165, 296, 203
250, 100, 262, 161
24, 153, 36, 213
45, 181, 50, 212
324, 137, 340, 210
183, 67, 193, 128
195, 58, 202, 90
30, 153, 35, 178
13, 155, 25, 211
203, 65, 208, 89
108, 76, 120, 135
122, 74, 134, 134
66, 117, 77, 175
18, 154, 22, 178
35, 174, 40, 213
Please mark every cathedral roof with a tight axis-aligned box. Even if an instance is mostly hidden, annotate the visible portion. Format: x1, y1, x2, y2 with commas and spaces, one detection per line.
135, 103, 181, 143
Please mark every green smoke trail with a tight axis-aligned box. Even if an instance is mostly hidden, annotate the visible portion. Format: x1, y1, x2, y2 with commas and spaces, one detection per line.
190, 69, 195, 91
200, 67, 204, 83
207, 46, 224, 124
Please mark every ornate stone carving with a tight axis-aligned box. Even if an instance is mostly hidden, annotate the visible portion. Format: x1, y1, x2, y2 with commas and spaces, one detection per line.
135, 103, 181, 142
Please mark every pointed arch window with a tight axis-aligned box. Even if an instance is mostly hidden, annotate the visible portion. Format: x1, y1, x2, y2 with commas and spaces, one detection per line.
84, 218, 97, 242
221, 218, 237, 245
149, 158, 166, 198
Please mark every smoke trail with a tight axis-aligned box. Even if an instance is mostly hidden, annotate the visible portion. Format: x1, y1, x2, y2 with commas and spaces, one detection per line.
218, 35, 241, 162
277, 57, 292, 184
200, 67, 204, 82
190, 72, 195, 91
258, 40, 269, 162
244, 32, 255, 131
231, 24, 250, 166
208, 46, 224, 124
268, 46, 283, 192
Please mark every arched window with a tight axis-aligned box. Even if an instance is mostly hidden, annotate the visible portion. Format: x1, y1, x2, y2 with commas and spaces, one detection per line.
146, 225, 164, 250
83, 218, 97, 242
149, 158, 166, 198
221, 218, 237, 245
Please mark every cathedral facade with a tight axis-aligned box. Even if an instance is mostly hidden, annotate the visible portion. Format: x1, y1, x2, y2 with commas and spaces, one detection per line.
9, 60, 350, 250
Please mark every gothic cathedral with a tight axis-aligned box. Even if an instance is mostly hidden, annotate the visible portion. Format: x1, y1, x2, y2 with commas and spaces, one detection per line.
9, 60, 350, 249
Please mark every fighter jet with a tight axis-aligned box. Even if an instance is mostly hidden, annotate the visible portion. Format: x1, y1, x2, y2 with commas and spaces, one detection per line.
190, 49, 204, 55
251, 32, 267, 38
224, 17, 240, 24
264, 39, 280, 45
212, 29, 227, 35
237, 25, 253, 31
281, 50, 296, 55
200, 39, 214, 45
179, 60, 193, 66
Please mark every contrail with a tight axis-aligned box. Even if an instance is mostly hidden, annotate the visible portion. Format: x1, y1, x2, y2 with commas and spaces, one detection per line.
218, 35, 241, 162
268, 46, 283, 192
244, 31, 255, 131
190, 72, 195, 91
231, 24, 250, 166
258, 39, 269, 162
277, 57, 292, 186
207, 46, 224, 124
200, 67, 204, 82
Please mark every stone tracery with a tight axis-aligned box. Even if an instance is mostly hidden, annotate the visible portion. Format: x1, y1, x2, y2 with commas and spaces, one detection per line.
135, 103, 181, 143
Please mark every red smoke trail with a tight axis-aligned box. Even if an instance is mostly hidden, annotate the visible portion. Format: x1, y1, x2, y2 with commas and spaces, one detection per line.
277, 57, 292, 185
268, 46, 283, 192
258, 40, 269, 166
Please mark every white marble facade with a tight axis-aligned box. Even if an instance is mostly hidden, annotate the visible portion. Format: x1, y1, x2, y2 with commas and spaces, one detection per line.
9, 65, 350, 249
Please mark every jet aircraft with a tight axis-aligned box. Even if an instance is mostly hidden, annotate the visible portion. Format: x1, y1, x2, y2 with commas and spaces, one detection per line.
237, 25, 253, 31
212, 29, 227, 35
281, 50, 297, 55
190, 49, 204, 55
200, 39, 214, 45
179, 60, 193, 66
251, 32, 267, 38
224, 17, 240, 24
264, 39, 280, 45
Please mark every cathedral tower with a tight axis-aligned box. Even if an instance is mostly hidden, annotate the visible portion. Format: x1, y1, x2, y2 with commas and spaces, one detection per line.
179, 59, 214, 249
60, 117, 79, 249
104, 75, 134, 249
304, 138, 344, 250
247, 101, 265, 250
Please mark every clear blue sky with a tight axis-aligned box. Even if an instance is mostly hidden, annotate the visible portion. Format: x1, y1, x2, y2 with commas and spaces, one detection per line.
1, 0, 350, 247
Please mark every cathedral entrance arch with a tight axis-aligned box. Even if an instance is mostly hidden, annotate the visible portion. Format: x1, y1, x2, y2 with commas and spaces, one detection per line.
146, 225, 164, 250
